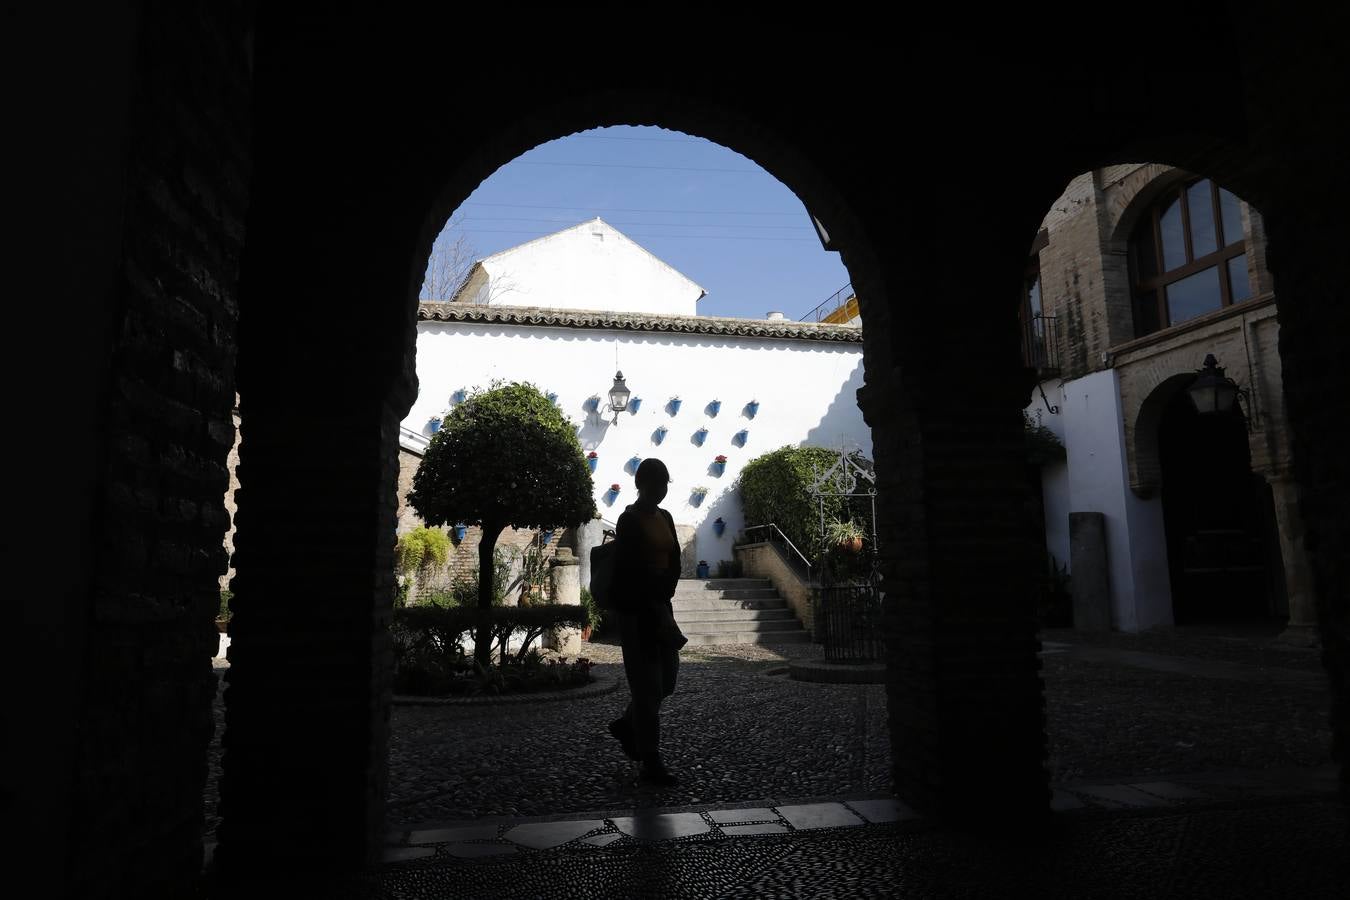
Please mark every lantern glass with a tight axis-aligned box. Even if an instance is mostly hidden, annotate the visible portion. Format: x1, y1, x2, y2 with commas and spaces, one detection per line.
608, 371, 630, 412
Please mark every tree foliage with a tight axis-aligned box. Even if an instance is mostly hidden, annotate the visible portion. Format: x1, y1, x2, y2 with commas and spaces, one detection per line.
408, 381, 596, 665
737, 445, 874, 564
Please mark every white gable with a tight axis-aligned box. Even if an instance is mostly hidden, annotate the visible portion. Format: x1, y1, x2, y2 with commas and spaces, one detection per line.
462, 219, 706, 316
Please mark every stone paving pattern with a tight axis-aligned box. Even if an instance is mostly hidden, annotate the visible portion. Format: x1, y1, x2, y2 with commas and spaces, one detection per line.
205, 627, 1333, 841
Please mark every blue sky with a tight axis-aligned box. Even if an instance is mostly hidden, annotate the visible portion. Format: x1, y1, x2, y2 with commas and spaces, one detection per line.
428, 125, 851, 320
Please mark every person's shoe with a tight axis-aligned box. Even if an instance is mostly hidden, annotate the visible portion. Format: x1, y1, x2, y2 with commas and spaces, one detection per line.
608, 717, 640, 761
638, 754, 679, 787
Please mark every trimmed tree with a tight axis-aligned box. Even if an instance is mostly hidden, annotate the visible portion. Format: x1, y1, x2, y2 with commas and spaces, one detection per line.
407, 382, 596, 666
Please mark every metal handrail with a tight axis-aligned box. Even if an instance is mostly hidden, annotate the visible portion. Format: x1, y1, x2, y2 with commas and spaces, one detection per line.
799, 282, 853, 323
741, 523, 813, 571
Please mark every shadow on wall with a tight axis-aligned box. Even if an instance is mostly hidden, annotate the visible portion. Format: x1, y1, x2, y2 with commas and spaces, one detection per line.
695, 484, 740, 576
803, 357, 869, 453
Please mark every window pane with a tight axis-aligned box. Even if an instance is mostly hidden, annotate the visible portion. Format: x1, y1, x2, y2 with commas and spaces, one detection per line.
1187, 180, 1217, 258
1160, 197, 1186, 270
1219, 188, 1244, 247
1026, 274, 1042, 319
1228, 254, 1252, 303
1134, 289, 1161, 336
1166, 265, 1222, 325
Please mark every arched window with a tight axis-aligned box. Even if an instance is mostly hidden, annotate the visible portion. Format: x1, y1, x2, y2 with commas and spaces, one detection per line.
1129, 178, 1253, 336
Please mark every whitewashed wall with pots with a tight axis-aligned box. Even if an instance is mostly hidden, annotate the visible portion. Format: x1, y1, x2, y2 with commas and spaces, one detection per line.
404, 319, 870, 567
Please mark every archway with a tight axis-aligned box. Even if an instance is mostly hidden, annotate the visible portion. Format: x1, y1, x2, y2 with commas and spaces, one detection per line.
1157, 386, 1283, 624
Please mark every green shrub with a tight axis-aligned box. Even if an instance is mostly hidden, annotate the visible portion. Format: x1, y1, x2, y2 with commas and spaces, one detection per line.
579, 586, 602, 632
218, 589, 232, 620
396, 525, 452, 576
737, 445, 874, 564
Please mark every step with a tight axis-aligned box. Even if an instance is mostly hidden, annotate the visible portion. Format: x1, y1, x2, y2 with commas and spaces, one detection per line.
678, 619, 806, 635
672, 608, 796, 624
671, 597, 787, 612
683, 631, 813, 646
676, 579, 773, 592
673, 588, 782, 601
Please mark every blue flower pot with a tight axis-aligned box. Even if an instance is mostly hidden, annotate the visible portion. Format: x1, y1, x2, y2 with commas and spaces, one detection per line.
453, 524, 467, 542
712, 461, 725, 477
628, 456, 642, 473
746, 401, 759, 418
694, 429, 708, 446
629, 397, 642, 413
585, 397, 601, 412
653, 427, 667, 445
451, 389, 466, 404
708, 400, 722, 417
541, 529, 554, 545
669, 398, 682, 415
428, 418, 442, 433
546, 392, 558, 406
712, 519, 726, 537
696, 561, 710, 579
691, 491, 706, 507
735, 429, 749, 447
587, 457, 598, 473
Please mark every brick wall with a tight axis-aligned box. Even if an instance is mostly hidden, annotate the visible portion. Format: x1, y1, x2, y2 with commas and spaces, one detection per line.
69, 3, 254, 896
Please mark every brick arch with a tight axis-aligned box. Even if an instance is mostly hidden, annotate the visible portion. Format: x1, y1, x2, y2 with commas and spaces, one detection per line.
1129, 371, 1196, 498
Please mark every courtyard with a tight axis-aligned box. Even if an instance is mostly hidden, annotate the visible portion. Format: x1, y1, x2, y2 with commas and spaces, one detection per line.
205, 624, 1332, 840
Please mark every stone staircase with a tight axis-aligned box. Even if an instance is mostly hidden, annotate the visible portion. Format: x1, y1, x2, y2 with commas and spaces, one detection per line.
672, 578, 811, 646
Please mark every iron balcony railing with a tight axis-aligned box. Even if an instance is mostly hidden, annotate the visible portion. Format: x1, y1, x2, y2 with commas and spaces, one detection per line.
1021, 314, 1061, 376
800, 282, 856, 324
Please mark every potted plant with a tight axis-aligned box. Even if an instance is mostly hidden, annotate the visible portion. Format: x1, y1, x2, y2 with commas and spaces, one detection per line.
580, 587, 602, 641
734, 429, 749, 446
629, 454, 643, 472
585, 394, 601, 412
653, 425, 668, 445
609, 483, 622, 494
540, 528, 555, 545
450, 388, 467, 404
546, 391, 558, 406
745, 399, 760, 418
696, 559, 710, 579
668, 395, 682, 415
828, 519, 866, 554
712, 516, 726, 536
707, 399, 722, 417
587, 450, 598, 472
629, 396, 642, 413
428, 416, 443, 434
216, 589, 232, 633
453, 523, 467, 542
690, 484, 709, 506
712, 453, 727, 476
694, 426, 709, 446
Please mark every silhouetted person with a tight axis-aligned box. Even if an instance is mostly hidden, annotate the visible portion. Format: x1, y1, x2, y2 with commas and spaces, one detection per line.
608, 457, 687, 785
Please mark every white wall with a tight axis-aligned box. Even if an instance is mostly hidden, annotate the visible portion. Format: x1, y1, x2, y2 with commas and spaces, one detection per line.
406, 321, 870, 566
1027, 385, 1072, 572
472, 219, 705, 316
1035, 369, 1173, 632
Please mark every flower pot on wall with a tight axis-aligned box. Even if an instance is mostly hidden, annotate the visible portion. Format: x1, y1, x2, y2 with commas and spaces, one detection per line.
712, 517, 725, 537
587, 453, 598, 473
428, 417, 442, 434
694, 428, 708, 446
451, 388, 467, 404
629, 397, 642, 413
734, 429, 749, 447
653, 426, 667, 445
745, 400, 759, 418
453, 524, 467, 542
668, 398, 682, 415
712, 456, 727, 477
696, 560, 710, 579
541, 529, 554, 545
546, 391, 558, 406
628, 455, 642, 473
707, 399, 722, 417
690, 488, 707, 507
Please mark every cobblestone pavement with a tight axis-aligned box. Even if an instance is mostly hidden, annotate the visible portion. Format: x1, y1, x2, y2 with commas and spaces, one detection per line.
204, 627, 1334, 840
210, 797, 1350, 899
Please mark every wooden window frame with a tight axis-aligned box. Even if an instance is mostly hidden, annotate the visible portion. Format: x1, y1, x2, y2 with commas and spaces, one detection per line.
1130, 179, 1248, 337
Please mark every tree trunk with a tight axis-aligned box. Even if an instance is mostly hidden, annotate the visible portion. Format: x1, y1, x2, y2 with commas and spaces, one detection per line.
476, 521, 504, 668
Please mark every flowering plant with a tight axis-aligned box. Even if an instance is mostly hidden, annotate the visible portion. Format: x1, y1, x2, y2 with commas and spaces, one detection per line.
691, 485, 709, 494
587, 451, 598, 459
610, 483, 621, 492
714, 454, 728, 463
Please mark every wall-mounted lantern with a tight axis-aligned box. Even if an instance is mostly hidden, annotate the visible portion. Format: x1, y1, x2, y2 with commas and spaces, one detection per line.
1187, 354, 1250, 428
605, 371, 631, 424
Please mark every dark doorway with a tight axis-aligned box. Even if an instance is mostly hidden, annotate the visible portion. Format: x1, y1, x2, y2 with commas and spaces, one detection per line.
1157, 389, 1280, 624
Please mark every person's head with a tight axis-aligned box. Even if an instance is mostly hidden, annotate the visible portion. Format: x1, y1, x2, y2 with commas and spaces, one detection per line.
634, 458, 670, 505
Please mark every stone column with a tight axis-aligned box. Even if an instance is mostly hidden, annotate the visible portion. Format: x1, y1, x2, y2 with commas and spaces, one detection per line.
547, 549, 582, 656
575, 517, 605, 595
1268, 473, 1320, 646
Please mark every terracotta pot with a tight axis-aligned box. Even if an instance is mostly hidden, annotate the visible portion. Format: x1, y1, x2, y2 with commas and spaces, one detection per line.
581, 625, 593, 642
215, 617, 230, 634
838, 536, 863, 554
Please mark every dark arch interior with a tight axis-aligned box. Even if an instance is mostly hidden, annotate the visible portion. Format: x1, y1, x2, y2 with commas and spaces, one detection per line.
1158, 391, 1285, 624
